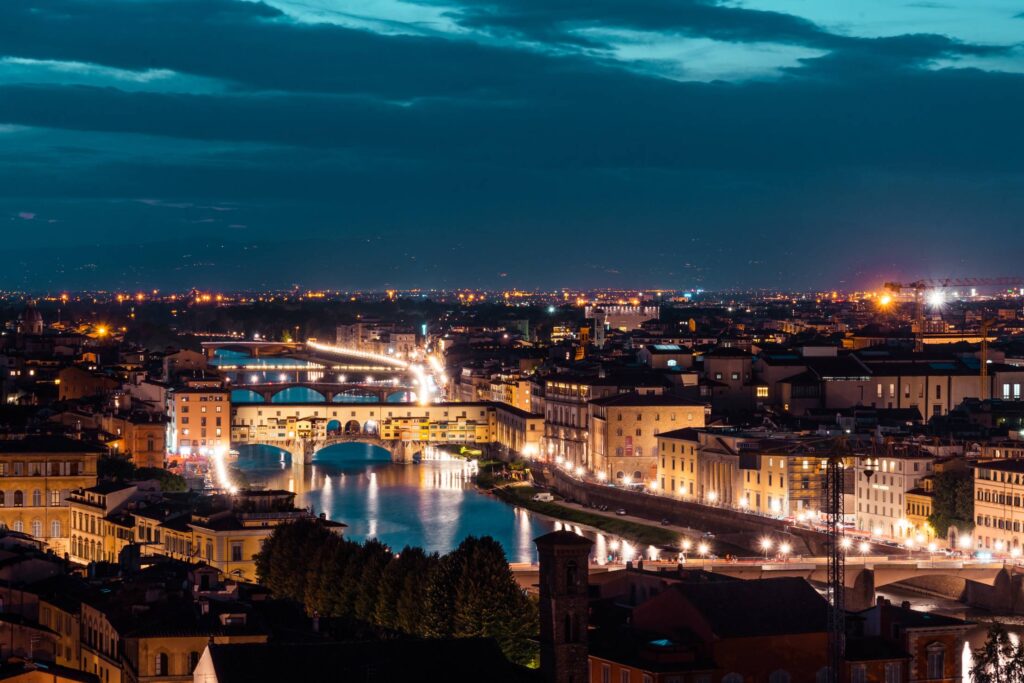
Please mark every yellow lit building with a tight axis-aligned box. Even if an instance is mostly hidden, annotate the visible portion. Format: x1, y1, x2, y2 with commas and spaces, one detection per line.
137, 491, 344, 582
906, 476, 936, 543
0, 436, 101, 556
67, 482, 141, 565
655, 428, 700, 499
973, 460, 1024, 553
589, 394, 707, 485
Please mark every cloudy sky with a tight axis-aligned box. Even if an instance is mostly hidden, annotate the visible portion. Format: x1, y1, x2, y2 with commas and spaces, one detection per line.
1, 0, 1022, 291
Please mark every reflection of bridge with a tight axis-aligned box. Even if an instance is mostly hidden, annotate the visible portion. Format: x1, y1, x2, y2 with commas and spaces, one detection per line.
702, 558, 1017, 611
230, 382, 415, 403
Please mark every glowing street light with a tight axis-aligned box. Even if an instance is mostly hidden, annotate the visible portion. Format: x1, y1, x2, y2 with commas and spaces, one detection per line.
697, 542, 710, 567
760, 537, 773, 560
927, 290, 945, 309
649, 480, 659, 492
958, 535, 973, 550
707, 491, 718, 504
840, 537, 853, 552
927, 542, 938, 553
778, 542, 791, 561
858, 541, 870, 555
597, 471, 607, 482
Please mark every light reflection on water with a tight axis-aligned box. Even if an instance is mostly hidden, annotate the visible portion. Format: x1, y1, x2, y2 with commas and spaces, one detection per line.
233, 443, 630, 563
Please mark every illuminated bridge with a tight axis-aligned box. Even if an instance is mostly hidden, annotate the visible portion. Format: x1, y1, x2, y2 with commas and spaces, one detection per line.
230, 400, 542, 467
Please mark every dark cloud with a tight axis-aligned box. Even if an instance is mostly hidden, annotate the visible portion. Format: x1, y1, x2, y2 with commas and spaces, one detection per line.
0, 0, 583, 98
0, 0, 1021, 290
410, 0, 1008, 67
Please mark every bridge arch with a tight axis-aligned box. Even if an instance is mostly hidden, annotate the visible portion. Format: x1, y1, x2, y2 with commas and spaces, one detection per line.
343, 420, 362, 435
326, 419, 341, 435
230, 389, 265, 404
271, 386, 327, 403
386, 390, 411, 403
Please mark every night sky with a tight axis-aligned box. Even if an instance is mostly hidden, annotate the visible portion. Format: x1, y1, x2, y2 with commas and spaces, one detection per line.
1, 0, 1022, 291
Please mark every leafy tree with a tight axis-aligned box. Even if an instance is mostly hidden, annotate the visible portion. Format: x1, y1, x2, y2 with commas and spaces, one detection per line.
135, 467, 188, 492
972, 622, 1024, 683
354, 539, 392, 623
929, 469, 975, 538
98, 454, 135, 481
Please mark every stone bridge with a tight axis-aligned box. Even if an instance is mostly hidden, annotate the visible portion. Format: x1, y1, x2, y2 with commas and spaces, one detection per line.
704, 559, 1016, 611
230, 382, 414, 403
242, 434, 426, 466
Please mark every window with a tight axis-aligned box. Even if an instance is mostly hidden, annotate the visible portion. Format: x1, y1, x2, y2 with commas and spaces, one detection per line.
31, 520, 42, 537
885, 662, 901, 683
850, 665, 866, 683
231, 542, 243, 562
769, 671, 792, 683
0, 491, 4, 507
926, 643, 944, 679
756, 386, 769, 398
50, 490, 61, 506
13, 490, 23, 507
155, 653, 168, 676
601, 664, 610, 683
12, 521, 22, 532
620, 670, 630, 683
32, 489, 41, 507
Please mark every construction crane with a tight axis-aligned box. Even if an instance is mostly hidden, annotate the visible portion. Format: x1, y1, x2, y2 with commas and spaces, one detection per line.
980, 317, 997, 400
759, 437, 850, 683
883, 277, 1024, 348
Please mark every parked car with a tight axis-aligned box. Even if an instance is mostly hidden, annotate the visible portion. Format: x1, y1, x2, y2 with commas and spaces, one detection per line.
532, 492, 554, 502
615, 509, 628, 516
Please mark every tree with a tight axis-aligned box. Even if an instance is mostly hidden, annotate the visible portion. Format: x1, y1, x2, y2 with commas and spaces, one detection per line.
929, 469, 974, 538
972, 622, 1024, 683
136, 467, 187, 492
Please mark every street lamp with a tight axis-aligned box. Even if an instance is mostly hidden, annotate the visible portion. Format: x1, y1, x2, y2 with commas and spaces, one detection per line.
778, 542, 791, 562
680, 538, 691, 562
927, 542, 938, 554
597, 471, 608, 482
707, 491, 717, 504
760, 537, 773, 560
739, 496, 749, 509
840, 537, 853, 552
858, 541, 870, 556
649, 480, 659, 493
697, 542, 710, 568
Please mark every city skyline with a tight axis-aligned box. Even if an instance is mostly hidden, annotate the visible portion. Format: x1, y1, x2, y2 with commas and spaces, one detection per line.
2, 0, 1023, 290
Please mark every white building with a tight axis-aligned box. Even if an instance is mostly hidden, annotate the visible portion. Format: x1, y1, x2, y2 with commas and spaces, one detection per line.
854, 452, 934, 540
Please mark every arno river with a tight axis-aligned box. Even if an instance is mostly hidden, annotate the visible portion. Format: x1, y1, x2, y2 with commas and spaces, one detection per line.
231, 442, 637, 564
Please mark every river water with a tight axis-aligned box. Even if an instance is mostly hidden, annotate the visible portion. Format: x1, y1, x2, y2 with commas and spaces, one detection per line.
231, 442, 648, 564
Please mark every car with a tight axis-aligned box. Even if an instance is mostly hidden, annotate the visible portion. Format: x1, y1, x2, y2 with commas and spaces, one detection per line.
532, 492, 554, 502
660, 518, 671, 526
615, 509, 628, 516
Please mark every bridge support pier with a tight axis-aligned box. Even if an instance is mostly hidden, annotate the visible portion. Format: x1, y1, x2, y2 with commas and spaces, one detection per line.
965, 568, 1023, 612
845, 568, 876, 612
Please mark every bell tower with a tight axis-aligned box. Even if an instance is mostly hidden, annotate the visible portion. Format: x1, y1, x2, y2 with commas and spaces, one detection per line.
535, 530, 593, 683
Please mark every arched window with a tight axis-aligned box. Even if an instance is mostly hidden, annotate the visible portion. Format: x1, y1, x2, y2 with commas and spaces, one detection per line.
155, 652, 169, 676
30, 519, 42, 538
0, 491, 5, 507
616, 471, 624, 480
769, 671, 792, 683
633, 470, 642, 480
51, 520, 61, 538
927, 643, 945, 679
566, 560, 579, 594
563, 613, 576, 643
13, 491, 23, 507
31, 490, 41, 507
12, 520, 23, 533
723, 675, 743, 683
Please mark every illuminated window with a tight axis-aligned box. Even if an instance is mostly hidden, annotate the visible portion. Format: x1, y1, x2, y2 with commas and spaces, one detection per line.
756, 386, 769, 398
